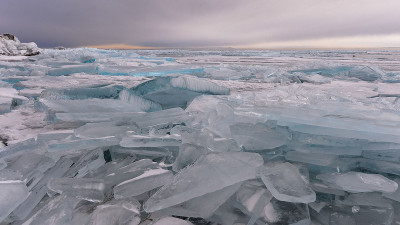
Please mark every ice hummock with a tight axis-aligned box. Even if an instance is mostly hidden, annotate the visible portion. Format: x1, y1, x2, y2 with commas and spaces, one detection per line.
0, 34, 41, 56
1, 47, 400, 224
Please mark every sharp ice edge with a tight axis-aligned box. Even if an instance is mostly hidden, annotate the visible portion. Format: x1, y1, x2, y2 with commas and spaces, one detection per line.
1, 47, 400, 224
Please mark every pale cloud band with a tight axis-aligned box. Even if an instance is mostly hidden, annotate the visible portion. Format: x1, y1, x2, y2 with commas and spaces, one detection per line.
1, 0, 399, 48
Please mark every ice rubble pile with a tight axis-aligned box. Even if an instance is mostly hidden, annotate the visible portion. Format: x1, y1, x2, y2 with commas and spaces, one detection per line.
0, 34, 41, 56
1, 48, 400, 225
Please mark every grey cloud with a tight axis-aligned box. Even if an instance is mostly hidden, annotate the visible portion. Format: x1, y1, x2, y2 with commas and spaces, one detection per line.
1, 0, 399, 47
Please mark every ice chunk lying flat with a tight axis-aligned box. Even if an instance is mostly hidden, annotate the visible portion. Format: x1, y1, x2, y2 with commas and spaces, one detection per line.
114, 168, 173, 198
40, 98, 153, 113
120, 135, 181, 148
317, 171, 398, 193
0, 180, 29, 222
47, 64, 98, 76
150, 217, 194, 225
40, 85, 123, 100
285, 151, 338, 166
230, 123, 287, 151
133, 75, 229, 109
48, 136, 119, 153
260, 162, 316, 203
48, 178, 105, 202
158, 183, 242, 219
74, 121, 138, 138
56, 107, 189, 127
144, 152, 263, 212
89, 198, 141, 225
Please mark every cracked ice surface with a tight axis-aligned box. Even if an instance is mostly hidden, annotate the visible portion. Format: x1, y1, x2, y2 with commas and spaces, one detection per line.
1, 48, 400, 224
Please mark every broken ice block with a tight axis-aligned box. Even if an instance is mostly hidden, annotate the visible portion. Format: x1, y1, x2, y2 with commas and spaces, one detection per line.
120, 135, 181, 148
9, 158, 73, 220
262, 198, 310, 225
119, 89, 162, 112
158, 183, 242, 219
150, 217, 194, 225
101, 159, 160, 189
311, 203, 394, 225
114, 168, 173, 198
234, 180, 273, 223
40, 98, 153, 114
40, 85, 123, 100
74, 121, 138, 138
172, 143, 208, 171
47, 64, 98, 76
48, 136, 119, 153
144, 152, 263, 212
317, 171, 398, 193
48, 178, 105, 202
285, 151, 338, 166
230, 123, 287, 151
22, 194, 80, 225
0, 159, 6, 170
63, 150, 105, 178
0, 180, 29, 222
89, 198, 141, 225
56, 107, 189, 129
133, 75, 229, 109
259, 162, 316, 203
383, 178, 400, 202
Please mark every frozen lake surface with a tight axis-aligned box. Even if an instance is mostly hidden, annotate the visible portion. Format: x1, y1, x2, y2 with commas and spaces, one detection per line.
1, 48, 400, 224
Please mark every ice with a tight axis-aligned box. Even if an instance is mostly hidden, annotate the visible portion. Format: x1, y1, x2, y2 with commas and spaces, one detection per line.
74, 121, 138, 138
39, 98, 154, 114
285, 151, 338, 166
260, 162, 316, 203
0, 180, 29, 222
230, 123, 287, 151
0, 87, 27, 114
383, 178, 400, 202
158, 183, 242, 219
48, 178, 105, 202
114, 168, 172, 198
172, 143, 208, 171
89, 198, 141, 225
40, 85, 123, 100
150, 217, 194, 225
48, 136, 119, 153
316, 171, 398, 193
133, 75, 230, 109
48, 64, 98, 76
2, 48, 400, 224
9, 158, 73, 221
119, 89, 162, 112
144, 152, 263, 212
120, 135, 181, 148
55, 107, 189, 125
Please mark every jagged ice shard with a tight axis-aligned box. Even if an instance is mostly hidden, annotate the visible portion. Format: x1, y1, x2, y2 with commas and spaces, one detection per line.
2, 41, 400, 224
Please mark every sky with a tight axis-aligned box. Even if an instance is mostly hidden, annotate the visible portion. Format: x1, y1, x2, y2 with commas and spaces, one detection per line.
1, 0, 400, 49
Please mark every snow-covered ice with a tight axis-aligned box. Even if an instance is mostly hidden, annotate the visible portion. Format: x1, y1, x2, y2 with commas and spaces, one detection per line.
1, 46, 400, 224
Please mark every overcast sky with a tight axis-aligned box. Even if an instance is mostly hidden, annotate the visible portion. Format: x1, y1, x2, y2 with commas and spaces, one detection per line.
1, 0, 400, 48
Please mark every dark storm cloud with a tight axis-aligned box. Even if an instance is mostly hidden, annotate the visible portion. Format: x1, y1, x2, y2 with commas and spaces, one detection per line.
1, 0, 399, 47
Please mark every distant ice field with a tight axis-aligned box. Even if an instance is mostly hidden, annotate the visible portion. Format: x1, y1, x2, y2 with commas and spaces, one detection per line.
1, 48, 400, 224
